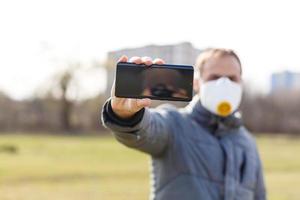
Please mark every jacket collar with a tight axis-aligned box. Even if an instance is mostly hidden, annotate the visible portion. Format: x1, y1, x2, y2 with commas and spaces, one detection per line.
185, 95, 243, 136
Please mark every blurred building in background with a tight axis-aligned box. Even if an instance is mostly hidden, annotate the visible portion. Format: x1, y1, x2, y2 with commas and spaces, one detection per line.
105, 42, 202, 96
271, 71, 300, 92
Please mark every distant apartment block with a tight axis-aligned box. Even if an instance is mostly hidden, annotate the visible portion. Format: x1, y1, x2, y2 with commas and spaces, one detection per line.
271, 71, 300, 92
105, 42, 202, 96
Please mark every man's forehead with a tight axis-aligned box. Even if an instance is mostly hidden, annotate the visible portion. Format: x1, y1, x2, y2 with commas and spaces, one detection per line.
201, 55, 242, 74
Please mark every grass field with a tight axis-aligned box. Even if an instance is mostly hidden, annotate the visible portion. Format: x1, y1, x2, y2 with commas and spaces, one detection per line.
0, 133, 300, 200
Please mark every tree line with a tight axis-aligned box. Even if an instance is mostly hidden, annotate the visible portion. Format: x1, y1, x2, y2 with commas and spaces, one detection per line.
0, 66, 300, 135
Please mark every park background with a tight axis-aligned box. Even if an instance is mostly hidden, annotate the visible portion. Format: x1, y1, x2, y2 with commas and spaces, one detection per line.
1, 0, 300, 199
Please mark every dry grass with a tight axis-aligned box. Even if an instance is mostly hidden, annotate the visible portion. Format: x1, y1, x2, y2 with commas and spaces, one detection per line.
0, 133, 299, 200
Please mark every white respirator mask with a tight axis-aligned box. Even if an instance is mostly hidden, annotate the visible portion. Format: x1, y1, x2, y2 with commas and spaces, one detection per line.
199, 77, 242, 117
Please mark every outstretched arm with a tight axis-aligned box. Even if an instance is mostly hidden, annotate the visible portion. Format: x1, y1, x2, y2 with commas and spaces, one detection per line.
101, 55, 173, 156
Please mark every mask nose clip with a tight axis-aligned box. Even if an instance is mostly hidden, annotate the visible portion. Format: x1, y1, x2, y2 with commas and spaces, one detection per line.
217, 76, 230, 83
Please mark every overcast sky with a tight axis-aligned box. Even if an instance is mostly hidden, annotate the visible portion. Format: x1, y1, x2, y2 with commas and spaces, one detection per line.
1, 0, 300, 99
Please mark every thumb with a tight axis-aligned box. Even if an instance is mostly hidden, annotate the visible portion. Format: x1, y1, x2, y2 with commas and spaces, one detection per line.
110, 79, 116, 97
136, 98, 151, 110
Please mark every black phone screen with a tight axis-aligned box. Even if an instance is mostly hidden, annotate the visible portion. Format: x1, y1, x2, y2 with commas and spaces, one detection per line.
115, 62, 194, 101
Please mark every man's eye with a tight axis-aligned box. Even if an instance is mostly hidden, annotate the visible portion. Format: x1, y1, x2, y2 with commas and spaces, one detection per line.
211, 75, 220, 80
229, 76, 239, 82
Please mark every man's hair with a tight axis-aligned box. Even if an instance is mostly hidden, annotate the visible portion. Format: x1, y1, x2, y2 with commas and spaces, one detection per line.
195, 48, 242, 77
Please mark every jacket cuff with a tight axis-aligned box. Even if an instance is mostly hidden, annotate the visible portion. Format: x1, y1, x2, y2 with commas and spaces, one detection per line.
102, 99, 145, 128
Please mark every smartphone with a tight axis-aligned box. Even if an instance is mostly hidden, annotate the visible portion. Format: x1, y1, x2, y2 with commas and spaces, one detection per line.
115, 62, 194, 102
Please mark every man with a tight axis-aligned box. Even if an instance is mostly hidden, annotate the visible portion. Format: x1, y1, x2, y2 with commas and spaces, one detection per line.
101, 48, 266, 200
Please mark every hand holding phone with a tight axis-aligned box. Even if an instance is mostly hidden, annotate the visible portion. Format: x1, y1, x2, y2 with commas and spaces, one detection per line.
110, 56, 163, 119
111, 56, 194, 119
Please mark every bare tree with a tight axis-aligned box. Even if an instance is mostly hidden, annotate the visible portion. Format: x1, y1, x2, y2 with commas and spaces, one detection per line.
59, 71, 73, 131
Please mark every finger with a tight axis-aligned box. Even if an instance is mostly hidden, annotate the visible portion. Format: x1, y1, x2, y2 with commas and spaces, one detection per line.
129, 56, 142, 64
136, 98, 151, 109
141, 56, 153, 66
117, 55, 128, 63
153, 58, 165, 65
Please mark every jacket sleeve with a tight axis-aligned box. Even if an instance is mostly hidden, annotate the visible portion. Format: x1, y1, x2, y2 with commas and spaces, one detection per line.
254, 150, 267, 200
101, 98, 174, 156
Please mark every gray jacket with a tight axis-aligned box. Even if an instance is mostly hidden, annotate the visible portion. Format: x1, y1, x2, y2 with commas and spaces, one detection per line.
101, 96, 266, 200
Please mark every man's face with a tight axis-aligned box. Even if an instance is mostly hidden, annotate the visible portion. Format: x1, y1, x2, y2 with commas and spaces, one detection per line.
200, 55, 242, 84
195, 54, 243, 116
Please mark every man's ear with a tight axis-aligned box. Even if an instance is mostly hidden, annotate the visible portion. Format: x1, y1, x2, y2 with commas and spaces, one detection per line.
193, 78, 200, 93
